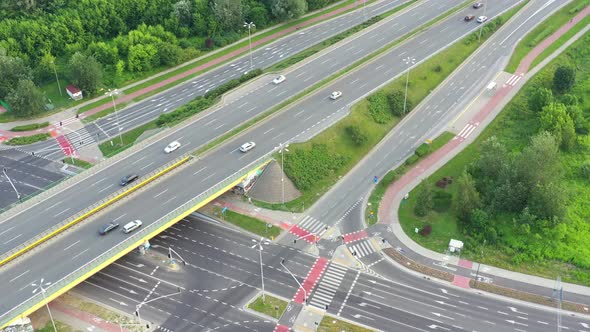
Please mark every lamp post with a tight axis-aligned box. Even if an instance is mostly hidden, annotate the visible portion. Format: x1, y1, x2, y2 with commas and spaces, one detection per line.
52, 60, 62, 96
403, 56, 416, 115
251, 237, 270, 302
32, 279, 57, 332
244, 22, 256, 70
3, 167, 21, 202
281, 258, 307, 304
278, 143, 289, 204
293, 231, 322, 252
135, 287, 181, 331
478, 0, 488, 43
105, 89, 123, 145
363, 0, 367, 20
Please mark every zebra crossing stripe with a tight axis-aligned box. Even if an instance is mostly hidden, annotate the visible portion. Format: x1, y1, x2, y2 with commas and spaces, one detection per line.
349, 240, 376, 258
297, 215, 327, 234
309, 263, 348, 310
506, 74, 522, 86
457, 123, 477, 139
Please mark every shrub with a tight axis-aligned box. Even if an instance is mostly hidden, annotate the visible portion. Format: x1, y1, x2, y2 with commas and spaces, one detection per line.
345, 125, 367, 146
283, 144, 349, 191
553, 65, 575, 94
367, 91, 391, 124
414, 143, 431, 157
5, 133, 50, 145
581, 161, 590, 180
433, 191, 452, 212
10, 122, 50, 132
388, 90, 410, 117
156, 96, 215, 126
419, 225, 432, 237
432, 65, 442, 73
405, 154, 419, 165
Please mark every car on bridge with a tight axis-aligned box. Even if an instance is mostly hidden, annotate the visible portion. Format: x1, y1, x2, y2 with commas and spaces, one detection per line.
123, 220, 142, 233
120, 174, 139, 186
164, 141, 181, 153
99, 222, 119, 235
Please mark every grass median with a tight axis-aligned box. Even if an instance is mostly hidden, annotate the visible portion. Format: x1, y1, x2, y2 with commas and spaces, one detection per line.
247, 294, 288, 319
206, 206, 281, 239
62, 157, 93, 169
4, 133, 50, 146
10, 122, 49, 132
319, 316, 375, 332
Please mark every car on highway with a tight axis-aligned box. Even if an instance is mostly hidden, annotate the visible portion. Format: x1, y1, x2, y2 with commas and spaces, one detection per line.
330, 91, 342, 100
464, 15, 475, 21
99, 222, 119, 235
123, 220, 142, 233
272, 75, 286, 85
473, 2, 483, 9
477, 15, 488, 23
120, 174, 139, 186
164, 141, 181, 153
239, 141, 256, 153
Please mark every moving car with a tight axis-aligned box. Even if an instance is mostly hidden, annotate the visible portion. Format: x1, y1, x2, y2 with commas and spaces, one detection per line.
123, 220, 142, 234
464, 15, 475, 21
99, 222, 119, 235
120, 174, 139, 186
164, 141, 181, 153
272, 75, 286, 85
239, 141, 256, 153
473, 2, 483, 8
477, 15, 488, 23
330, 91, 342, 100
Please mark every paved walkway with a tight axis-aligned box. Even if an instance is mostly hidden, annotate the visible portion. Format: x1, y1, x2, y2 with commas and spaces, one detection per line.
0, 0, 366, 141
379, 5, 590, 295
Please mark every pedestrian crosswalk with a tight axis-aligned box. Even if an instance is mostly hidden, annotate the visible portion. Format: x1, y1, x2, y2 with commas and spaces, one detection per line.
348, 239, 376, 258
506, 74, 523, 86
309, 263, 348, 310
455, 122, 478, 140
298, 215, 328, 236
64, 126, 95, 149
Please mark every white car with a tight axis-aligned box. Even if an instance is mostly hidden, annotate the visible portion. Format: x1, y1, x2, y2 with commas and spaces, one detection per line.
239, 141, 256, 153
476, 15, 488, 23
123, 220, 142, 234
273, 75, 286, 85
164, 141, 181, 153
330, 91, 342, 100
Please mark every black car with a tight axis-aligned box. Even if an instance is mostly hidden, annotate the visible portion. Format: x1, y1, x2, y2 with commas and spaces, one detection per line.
473, 2, 483, 8
99, 222, 119, 235
120, 174, 139, 186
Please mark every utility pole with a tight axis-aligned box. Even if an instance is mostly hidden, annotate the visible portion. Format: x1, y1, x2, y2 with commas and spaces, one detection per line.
32, 279, 57, 332
52, 60, 62, 96
251, 237, 270, 302
3, 167, 21, 202
244, 22, 256, 70
403, 56, 416, 115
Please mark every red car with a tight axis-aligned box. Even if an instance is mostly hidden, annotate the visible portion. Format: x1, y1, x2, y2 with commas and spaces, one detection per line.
465, 15, 475, 21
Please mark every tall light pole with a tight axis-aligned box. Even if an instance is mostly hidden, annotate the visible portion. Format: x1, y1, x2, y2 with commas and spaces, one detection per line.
478, 0, 488, 43
105, 89, 123, 145
3, 167, 21, 202
52, 60, 62, 97
403, 56, 416, 115
244, 22, 256, 70
278, 143, 289, 204
251, 237, 270, 302
32, 279, 57, 332
281, 259, 307, 304
363, 0, 367, 20
135, 287, 181, 331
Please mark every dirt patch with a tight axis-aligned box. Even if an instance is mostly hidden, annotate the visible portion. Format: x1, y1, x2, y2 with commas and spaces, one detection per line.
435, 176, 453, 188
382, 248, 454, 282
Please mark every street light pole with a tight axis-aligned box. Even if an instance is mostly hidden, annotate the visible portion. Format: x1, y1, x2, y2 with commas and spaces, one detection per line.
363, 0, 367, 20
244, 22, 256, 70
32, 279, 57, 332
403, 56, 416, 115
135, 287, 181, 331
52, 60, 62, 97
478, 0, 488, 43
105, 89, 123, 145
278, 143, 289, 204
281, 259, 307, 304
252, 237, 270, 302
3, 167, 21, 202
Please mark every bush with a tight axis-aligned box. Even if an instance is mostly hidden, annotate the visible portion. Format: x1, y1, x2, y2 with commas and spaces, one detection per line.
5, 133, 50, 145
419, 225, 432, 237
156, 96, 215, 126
405, 154, 419, 165
345, 125, 367, 146
283, 144, 349, 191
388, 90, 410, 117
580, 161, 590, 180
10, 122, 50, 132
433, 191, 452, 212
367, 91, 391, 124
432, 65, 442, 73
553, 65, 575, 94
414, 143, 431, 157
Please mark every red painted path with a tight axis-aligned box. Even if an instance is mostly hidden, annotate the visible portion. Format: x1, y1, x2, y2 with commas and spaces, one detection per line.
293, 257, 329, 304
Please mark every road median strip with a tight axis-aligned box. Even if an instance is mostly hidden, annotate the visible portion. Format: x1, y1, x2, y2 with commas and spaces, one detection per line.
0, 155, 191, 268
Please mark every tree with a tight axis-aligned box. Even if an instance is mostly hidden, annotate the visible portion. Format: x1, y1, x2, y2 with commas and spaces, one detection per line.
414, 181, 434, 217
387, 89, 411, 116
515, 131, 561, 188
345, 125, 367, 146
212, 0, 243, 32
528, 181, 566, 221
0, 53, 32, 99
477, 136, 508, 179
6, 79, 46, 117
33, 51, 56, 83
539, 103, 576, 150
271, 0, 307, 21
156, 42, 181, 66
87, 42, 119, 65
69, 52, 102, 95
527, 87, 553, 112
553, 65, 575, 94
367, 91, 390, 124
127, 44, 158, 72
468, 208, 490, 233
173, 0, 193, 26
455, 171, 481, 222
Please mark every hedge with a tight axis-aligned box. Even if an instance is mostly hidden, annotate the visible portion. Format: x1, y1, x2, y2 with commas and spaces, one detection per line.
5, 133, 51, 145
10, 122, 50, 132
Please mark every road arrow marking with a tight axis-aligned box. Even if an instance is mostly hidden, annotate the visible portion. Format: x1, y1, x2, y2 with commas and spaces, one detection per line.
119, 287, 137, 294
506, 320, 528, 327
125, 262, 145, 268
129, 276, 147, 283
435, 301, 457, 308
428, 324, 450, 330
508, 306, 528, 315
582, 323, 590, 328
363, 291, 384, 299
353, 314, 374, 321
359, 302, 381, 309
109, 298, 128, 306
431, 312, 454, 320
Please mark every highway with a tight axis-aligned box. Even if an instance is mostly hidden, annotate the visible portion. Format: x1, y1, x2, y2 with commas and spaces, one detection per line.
0, 0, 529, 323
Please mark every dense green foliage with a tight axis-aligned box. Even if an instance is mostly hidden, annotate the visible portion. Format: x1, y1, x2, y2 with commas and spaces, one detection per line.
10, 121, 49, 131
284, 144, 349, 191
5, 133, 50, 145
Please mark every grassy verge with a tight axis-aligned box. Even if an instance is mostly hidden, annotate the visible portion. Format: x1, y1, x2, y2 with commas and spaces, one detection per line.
211, 206, 281, 238
365, 132, 454, 226
505, 0, 590, 73
5, 133, 50, 145
398, 29, 590, 284
98, 121, 158, 157
249, 8, 521, 212
318, 316, 375, 332
247, 294, 288, 319
63, 157, 93, 169
10, 122, 50, 132
36, 321, 74, 332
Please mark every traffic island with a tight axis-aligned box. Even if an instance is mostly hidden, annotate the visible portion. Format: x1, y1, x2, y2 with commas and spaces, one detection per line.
382, 248, 454, 282
246, 294, 288, 321
318, 316, 375, 332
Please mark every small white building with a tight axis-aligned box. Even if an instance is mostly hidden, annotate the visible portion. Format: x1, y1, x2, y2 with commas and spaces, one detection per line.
448, 239, 464, 253
66, 84, 83, 101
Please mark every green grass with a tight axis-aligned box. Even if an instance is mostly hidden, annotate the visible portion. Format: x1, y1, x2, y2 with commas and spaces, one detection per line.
63, 157, 93, 169
5, 133, 51, 145
247, 294, 288, 319
398, 29, 590, 285
505, 0, 590, 73
365, 132, 454, 226
318, 316, 374, 332
250, 9, 519, 212
10, 122, 49, 132
98, 121, 158, 157
36, 321, 76, 332
214, 207, 281, 239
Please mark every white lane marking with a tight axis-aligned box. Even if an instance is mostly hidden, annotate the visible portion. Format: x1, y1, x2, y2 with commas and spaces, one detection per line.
63, 240, 81, 251
71, 248, 89, 260
3, 234, 22, 245
140, 162, 155, 170
205, 118, 217, 126
263, 128, 274, 135
98, 184, 114, 193
113, 214, 127, 222
193, 167, 207, 176
214, 124, 225, 130
163, 196, 177, 205
200, 173, 216, 183
53, 208, 71, 218
90, 178, 107, 187
42, 201, 62, 212
154, 189, 169, 198
0, 226, 15, 237
131, 156, 147, 165
9, 270, 29, 283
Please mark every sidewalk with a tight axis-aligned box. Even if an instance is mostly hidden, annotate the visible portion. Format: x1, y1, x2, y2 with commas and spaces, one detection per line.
0, 0, 366, 141
378, 6, 590, 296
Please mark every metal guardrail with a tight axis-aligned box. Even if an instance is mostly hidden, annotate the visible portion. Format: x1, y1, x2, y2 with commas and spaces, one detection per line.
0, 151, 273, 328
0, 155, 191, 267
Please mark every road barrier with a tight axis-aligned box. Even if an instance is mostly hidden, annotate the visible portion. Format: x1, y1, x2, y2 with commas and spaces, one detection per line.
0, 152, 273, 329
0, 155, 191, 268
